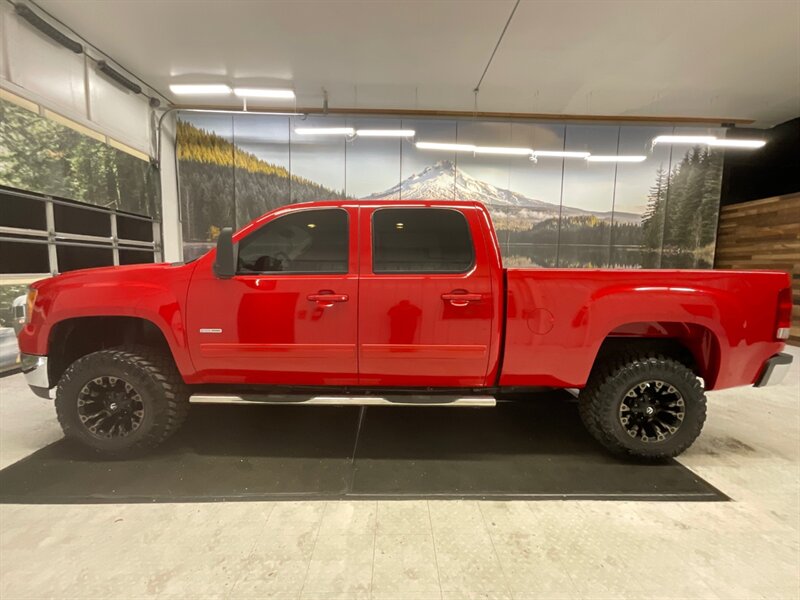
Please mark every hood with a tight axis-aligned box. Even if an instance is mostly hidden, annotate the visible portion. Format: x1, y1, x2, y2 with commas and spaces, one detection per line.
31, 262, 193, 292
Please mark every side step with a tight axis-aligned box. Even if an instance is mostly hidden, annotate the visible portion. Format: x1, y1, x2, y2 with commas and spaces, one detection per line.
189, 394, 496, 407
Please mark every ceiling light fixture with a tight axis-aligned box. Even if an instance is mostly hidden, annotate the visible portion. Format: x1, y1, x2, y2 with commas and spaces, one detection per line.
652, 135, 717, 145
586, 155, 647, 163
416, 142, 476, 152
532, 150, 591, 159
356, 129, 416, 137
416, 142, 535, 156
474, 146, 533, 156
709, 138, 767, 149
294, 127, 355, 135
169, 84, 231, 95
652, 135, 766, 149
233, 88, 295, 99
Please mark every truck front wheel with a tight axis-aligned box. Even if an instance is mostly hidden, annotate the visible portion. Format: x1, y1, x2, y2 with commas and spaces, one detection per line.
55, 347, 189, 456
579, 354, 707, 460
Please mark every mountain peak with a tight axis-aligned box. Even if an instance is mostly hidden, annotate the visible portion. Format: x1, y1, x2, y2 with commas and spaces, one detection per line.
420, 159, 455, 174
363, 161, 639, 224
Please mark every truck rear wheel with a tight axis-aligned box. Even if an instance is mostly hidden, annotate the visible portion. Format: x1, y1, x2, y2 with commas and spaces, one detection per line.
55, 347, 189, 456
579, 354, 706, 460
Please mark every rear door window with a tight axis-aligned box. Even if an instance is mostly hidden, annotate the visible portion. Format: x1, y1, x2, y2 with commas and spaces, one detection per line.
372, 208, 474, 273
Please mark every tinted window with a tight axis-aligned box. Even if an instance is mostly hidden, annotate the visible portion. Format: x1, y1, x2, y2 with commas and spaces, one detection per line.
237, 209, 348, 274
119, 249, 156, 265
372, 208, 474, 273
0, 192, 47, 231
56, 245, 114, 272
117, 215, 154, 242
0, 241, 49, 274
54, 202, 111, 237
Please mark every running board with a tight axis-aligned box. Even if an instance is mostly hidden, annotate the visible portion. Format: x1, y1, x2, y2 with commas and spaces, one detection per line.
189, 394, 496, 407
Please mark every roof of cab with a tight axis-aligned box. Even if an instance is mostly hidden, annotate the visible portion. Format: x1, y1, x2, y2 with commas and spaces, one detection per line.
286, 199, 486, 209
234, 199, 490, 239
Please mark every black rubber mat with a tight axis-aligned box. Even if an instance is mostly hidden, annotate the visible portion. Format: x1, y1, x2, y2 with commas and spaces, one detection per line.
0, 393, 726, 503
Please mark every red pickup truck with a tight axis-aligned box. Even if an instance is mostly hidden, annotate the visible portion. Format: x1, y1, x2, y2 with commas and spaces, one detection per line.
18, 200, 793, 459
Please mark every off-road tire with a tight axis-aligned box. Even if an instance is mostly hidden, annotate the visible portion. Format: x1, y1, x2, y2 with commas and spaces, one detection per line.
578, 354, 706, 460
55, 347, 189, 457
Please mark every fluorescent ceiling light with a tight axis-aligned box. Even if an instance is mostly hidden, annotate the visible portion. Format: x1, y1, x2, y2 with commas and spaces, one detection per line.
416, 142, 533, 156
586, 155, 647, 162
233, 87, 295, 99
416, 141, 476, 152
653, 135, 766, 149
294, 127, 355, 135
652, 135, 717, 145
356, 129, 416, 137
532, 150, 591, 159
474, 146, 533, 156
169, 84, 231, 95
709, 138, 766, 149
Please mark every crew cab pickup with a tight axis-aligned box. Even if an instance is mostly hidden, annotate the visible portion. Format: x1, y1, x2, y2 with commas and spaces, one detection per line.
18, 200, 794, 459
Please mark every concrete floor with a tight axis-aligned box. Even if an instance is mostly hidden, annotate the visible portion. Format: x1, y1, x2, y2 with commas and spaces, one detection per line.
1, 347, 798, 600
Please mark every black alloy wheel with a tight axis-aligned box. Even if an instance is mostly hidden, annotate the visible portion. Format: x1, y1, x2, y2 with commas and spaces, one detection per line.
77, 376, 145, 439
618, 379, 685, 443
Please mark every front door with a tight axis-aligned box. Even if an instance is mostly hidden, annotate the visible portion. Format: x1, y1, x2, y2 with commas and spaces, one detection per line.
186, 206, 359, 386
357, 206, 495, 387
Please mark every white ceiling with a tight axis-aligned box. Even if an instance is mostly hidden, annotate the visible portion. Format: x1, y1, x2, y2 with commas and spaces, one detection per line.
35, 0, 800, 127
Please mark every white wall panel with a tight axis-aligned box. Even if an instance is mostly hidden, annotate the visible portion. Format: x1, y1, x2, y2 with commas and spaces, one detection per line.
1, 3, 154, 155
5, 8, 87, 117
0, 3, 10, 80
88, 66, 151, 152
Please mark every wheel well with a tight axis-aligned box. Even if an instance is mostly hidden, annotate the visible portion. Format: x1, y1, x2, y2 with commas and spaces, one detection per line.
594, 321, 721, 387
48, 317, 171, 386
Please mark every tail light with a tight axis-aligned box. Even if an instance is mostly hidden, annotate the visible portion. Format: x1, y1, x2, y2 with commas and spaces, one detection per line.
776, 287, 792, 340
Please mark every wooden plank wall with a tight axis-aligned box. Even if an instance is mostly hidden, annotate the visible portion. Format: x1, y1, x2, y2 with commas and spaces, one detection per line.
715, 192, 800, 345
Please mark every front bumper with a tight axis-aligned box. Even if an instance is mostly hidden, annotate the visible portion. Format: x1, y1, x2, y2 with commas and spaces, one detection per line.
754, 352, 793, 387
20, 353, 52, 399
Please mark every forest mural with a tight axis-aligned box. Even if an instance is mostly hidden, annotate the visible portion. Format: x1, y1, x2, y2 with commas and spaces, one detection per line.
176, 112, 724, 268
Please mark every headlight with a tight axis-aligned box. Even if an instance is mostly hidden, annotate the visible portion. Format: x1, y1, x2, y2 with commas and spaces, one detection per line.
25, 288, 37, 324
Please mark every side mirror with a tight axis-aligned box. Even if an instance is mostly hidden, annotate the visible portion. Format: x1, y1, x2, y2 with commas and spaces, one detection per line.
213, 227, 236, 279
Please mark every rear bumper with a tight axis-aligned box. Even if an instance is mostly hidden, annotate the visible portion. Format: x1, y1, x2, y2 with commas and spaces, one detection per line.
20, 353, 52, 399
754, 352, 793, 387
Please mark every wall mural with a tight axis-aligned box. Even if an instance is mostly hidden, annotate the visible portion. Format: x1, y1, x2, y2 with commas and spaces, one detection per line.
0, 98, 160, 218
177, 112, 723, 268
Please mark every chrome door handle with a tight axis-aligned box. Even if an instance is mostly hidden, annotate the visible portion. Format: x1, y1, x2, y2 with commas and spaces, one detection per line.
307, 292, 349, 307
441, 292, 482, 307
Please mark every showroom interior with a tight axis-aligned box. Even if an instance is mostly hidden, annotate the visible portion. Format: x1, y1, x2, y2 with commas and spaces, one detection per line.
0, 0, 799, 598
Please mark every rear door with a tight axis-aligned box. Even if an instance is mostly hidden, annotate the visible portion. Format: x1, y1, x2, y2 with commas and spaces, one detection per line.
186, 206, 359, 385
357, 206, 495, 387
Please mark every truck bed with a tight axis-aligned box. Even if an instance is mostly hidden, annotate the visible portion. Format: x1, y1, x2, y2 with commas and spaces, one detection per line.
500, 268, 789, 390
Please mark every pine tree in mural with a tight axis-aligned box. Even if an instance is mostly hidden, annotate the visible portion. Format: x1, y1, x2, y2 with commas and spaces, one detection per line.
642, 166, 668, 251
176, 120, 346, 241
640, 148, 722, 268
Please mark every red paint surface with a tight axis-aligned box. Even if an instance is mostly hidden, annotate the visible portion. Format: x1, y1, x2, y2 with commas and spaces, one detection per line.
18, 200, 790, 391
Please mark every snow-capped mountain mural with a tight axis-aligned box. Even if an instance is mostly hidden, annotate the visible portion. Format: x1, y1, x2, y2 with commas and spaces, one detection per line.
175, 114, 723, 269
364, 160, 640, 224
